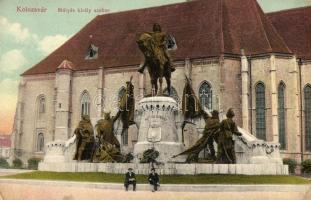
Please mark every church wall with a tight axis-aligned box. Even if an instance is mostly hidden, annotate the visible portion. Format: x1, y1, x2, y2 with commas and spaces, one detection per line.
250, 56, 302, 160
71, 70, 99, 135
221, 58, 243, 127
250, 57, 273, 141
300, 62, 311, 159
191, 59, 221, 112
18, 75, 55, 162
11, 81, 25, 159
169, 64, 186, 108
190, 59, 221, 146
275, 57, 301, 159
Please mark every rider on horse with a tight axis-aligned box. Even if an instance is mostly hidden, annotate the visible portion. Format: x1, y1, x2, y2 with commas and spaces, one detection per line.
137, 23, 175, 73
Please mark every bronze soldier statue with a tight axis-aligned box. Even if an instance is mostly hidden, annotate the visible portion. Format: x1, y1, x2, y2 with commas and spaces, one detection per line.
205, 110, 220, 161
92, 112, 123, 163
173, 110, 220, 163
216, 108, 242, 164
73, 115, 95, 161
96, 112, 120, 149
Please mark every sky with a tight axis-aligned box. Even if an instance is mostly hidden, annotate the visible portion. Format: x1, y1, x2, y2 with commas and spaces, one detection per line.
0, 0, 310, 135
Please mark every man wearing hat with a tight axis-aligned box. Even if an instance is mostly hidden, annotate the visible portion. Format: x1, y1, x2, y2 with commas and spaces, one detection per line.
124, 168, 136, 191
148, 168, 160, 192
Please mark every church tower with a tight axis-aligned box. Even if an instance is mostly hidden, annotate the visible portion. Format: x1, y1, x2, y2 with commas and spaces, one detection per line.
54, 60, 73, 140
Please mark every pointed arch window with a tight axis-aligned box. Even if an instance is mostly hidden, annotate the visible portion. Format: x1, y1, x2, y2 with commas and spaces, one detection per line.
163, 87, 179, 102
81, 91, 90, 116
37, 133, 44, 152
39, 97, 45, 113
256, 83, 266, 140
37, 95, 46, 119
278, 82, 286, 149
199, 81, 212, 110
304, 85, 311, 151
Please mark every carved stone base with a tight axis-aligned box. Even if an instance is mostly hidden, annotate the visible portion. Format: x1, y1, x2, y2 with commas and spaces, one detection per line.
134, 96, 185, 163
43, 140, 67, 163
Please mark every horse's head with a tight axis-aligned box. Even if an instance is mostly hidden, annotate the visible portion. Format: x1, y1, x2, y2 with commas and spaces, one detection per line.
137, 33, 154, 58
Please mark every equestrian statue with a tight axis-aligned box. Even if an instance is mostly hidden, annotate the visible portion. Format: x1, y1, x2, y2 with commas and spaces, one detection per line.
137, 23, 176, 96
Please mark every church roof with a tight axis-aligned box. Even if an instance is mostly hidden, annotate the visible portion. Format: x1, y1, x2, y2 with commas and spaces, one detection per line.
22, 0, 292, 76
268, 7, 311, 61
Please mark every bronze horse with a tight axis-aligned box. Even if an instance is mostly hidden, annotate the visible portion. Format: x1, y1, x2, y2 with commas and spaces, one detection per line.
137, 32, 171, 96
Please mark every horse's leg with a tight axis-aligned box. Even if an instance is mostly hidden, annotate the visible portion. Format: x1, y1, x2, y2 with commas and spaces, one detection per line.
154, 78, 158, 95
157, 63, 164, 96
158, 76, 163, 96
165, 75, 171, 96
151, 78, 157, 96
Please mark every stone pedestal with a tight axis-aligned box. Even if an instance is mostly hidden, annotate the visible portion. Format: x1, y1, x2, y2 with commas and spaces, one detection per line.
43, 140, 66, 163
134, 96, 185, 162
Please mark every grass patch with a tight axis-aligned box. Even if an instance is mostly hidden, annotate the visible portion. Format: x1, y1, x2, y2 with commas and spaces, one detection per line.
2, 171, 311, 184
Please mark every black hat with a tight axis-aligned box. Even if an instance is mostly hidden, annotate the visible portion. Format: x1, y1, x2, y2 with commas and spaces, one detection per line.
128, 168, 133, 171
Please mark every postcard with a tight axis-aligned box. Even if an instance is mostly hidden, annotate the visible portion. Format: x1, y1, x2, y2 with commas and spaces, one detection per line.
0, 0, 311, 199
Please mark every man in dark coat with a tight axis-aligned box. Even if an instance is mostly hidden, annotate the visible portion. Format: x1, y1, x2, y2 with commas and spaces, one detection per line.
148, 168, 160, 192
124, 168, 136, 191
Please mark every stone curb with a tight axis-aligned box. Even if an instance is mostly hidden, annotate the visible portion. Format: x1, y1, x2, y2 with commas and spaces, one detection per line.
0, 169, 34, 173
39, 162, 289, 175
0, 179, 310, 192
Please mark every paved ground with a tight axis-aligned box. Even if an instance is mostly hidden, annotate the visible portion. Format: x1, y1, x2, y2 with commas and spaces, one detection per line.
0, 169, 33, 177
0, 179, 310, 200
